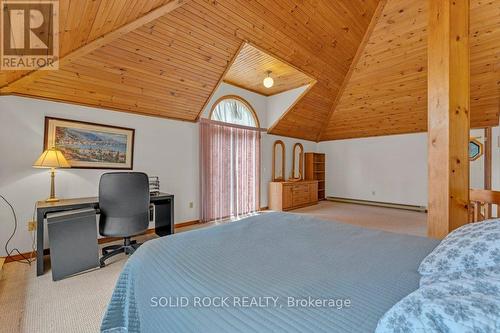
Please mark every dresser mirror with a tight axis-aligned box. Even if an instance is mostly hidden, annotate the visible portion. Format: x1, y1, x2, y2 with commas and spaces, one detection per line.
272, 140, 285, 181
291, 143, 304, 180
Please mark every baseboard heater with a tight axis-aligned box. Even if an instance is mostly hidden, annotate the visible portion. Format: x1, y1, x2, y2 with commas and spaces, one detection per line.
326, 196, 427, 213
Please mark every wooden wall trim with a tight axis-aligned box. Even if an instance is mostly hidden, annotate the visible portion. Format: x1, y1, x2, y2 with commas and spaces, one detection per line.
2, 219, 201, 263
174, 219, 200, 229
7, 92, 198, 123
2, 209, 273, 263
0, 0, 190, 93
317, 0, 388, 142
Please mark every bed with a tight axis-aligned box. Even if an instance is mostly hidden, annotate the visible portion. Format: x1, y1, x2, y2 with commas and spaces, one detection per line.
101, 212, 439, 333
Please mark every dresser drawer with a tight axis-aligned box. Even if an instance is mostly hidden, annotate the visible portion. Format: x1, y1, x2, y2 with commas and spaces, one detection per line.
292, 183, 310, 194
282, 185, 293, 209
293, 192, 309, 206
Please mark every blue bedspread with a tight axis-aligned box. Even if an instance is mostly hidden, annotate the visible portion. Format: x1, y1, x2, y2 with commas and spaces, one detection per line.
101, 212, 439, 333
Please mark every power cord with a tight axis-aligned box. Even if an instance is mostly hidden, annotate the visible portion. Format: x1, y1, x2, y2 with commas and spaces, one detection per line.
1, 194, 32, 265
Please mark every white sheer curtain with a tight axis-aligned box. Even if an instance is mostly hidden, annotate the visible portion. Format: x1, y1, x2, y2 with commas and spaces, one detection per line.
211, 99, 256, 127
200, 121, 260, 222
201, 97, 260, 222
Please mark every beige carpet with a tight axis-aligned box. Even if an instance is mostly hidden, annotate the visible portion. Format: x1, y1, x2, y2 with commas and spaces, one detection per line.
291, 201, 427, 237
0, 249, 129, 333
0, 203, 427, 333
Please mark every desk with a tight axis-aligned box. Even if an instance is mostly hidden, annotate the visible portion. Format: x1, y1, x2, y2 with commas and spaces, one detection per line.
36, 192, 174, 276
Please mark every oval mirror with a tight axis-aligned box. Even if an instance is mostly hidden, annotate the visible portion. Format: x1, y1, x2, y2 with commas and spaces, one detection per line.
292, 143, 304, 180
272, 140, 285, 181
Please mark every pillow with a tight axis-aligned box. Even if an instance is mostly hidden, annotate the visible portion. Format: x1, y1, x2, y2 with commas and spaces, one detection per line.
376, 277, 500, 333
418, 219, 500, 277
420, 266, 500, 287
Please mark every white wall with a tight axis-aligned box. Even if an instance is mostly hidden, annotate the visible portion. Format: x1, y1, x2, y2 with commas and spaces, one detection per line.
318, 133, 428, 206
318, 128, 500, 207
0, 84, 317, 255
0, 96, 200, 255
266, 85, 309, 128
5, 83, 493, 255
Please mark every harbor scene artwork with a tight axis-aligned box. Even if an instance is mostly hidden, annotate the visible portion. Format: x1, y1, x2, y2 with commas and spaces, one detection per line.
44, 117, 134, 169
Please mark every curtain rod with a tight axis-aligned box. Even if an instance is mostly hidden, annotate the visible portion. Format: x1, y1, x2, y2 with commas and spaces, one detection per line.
199, 118, 268, 132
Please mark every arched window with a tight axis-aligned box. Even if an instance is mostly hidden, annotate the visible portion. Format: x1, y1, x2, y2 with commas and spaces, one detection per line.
210, 96, 259, 127
201, 95, 260, 223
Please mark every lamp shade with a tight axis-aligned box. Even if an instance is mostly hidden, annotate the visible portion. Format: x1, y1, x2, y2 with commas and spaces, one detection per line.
33, 147, 70, 168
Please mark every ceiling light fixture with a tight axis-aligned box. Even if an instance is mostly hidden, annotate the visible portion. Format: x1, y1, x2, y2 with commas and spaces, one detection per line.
263, 71, 274, 88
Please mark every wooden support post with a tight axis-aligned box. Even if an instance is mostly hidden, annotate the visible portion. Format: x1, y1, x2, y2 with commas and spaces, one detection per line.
427, 0, 470, 238
484, 127, 492, 217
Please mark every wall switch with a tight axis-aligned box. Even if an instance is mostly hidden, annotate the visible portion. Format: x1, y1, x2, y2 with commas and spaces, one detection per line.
28, 221, 36, 231
189, 202, 194, 208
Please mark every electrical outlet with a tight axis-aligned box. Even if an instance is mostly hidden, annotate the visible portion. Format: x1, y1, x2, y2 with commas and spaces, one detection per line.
27, 221, 36, 231
189, 202, 194, 208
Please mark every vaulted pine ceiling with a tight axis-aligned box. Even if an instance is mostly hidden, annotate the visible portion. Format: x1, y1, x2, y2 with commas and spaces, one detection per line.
0, 0, 498, 141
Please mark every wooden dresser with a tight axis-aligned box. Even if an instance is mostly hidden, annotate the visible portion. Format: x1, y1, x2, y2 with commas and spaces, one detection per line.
269, 180, 319, 211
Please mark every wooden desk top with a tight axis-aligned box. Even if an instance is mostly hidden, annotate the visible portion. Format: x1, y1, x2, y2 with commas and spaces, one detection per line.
37, 192, 173, 209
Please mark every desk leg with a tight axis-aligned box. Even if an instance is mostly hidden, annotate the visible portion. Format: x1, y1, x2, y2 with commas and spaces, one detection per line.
171, 197, 175, 234
154, 199, 173, 237
36, 210, 44, 276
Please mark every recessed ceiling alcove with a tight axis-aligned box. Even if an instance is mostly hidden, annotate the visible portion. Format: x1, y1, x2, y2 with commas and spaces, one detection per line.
223, 43, 314, 97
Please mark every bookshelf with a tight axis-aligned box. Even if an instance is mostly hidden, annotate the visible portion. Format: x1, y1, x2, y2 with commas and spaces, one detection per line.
305, 153, 325, 200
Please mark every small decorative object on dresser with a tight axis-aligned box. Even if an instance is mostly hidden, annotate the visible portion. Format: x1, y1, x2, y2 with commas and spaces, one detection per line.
269, 180, 318, 211
305, 152, 325, 200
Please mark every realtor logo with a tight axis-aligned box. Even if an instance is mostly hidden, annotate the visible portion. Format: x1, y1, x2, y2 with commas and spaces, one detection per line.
1, 0, 59, 70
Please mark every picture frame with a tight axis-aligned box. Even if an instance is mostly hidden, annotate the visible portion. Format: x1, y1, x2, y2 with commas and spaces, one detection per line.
469, 137, 484, 162
44, 117, 135, 169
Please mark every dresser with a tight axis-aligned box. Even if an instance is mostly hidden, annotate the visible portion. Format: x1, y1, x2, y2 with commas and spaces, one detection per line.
268, 180, 319, 211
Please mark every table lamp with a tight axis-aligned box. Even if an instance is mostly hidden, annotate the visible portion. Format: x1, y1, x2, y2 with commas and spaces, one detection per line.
33, 147, 70, 202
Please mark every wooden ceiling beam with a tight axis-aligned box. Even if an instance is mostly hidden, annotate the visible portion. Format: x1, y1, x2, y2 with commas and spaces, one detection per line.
0, 0, 189, 93
317, 0, 388, 142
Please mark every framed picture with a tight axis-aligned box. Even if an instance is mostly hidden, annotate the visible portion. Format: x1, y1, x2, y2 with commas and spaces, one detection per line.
44, 117, 135, 169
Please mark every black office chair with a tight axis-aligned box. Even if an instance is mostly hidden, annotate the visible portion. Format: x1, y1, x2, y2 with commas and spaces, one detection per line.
98, 172, 150, 267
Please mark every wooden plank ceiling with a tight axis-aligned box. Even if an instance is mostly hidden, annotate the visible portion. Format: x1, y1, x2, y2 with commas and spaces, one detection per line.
0, 0, 379, 141
320, 0, 500, 140
1, 0, 497, 141
0, 0, 174, 88
223, 43, 314, 96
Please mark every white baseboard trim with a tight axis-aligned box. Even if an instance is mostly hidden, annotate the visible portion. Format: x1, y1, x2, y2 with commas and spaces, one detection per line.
326, 196, 427, 212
